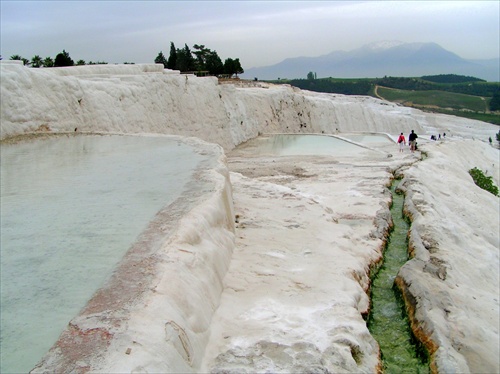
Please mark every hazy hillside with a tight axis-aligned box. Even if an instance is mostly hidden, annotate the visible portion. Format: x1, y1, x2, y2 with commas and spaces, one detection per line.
242, 42, 500, 82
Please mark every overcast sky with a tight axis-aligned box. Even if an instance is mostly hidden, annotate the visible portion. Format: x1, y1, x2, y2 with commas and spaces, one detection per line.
1, 1, 498, 68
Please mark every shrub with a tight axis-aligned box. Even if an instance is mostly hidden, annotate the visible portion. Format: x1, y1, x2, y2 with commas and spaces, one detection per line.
469, 167, 499, 196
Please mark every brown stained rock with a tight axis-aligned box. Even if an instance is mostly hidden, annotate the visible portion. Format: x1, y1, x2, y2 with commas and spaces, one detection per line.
32, 324, 113, 374
394, 275, 439, 373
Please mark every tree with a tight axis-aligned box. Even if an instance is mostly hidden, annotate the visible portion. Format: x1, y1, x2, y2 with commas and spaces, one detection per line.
307, 71, 317, 80
54, 50, 74, 67
166, 42, 177, 70
154, 51, 167, 67
205, 51, 224, 76
76, 59, 86, 66
175, 44, 196, 72
224, 58, 244, 77
489, 89, 500, 112
156, 41, 243, 75
192, 44, 211, 71
223, 58, 234, 76
10, 55, 29, 65
30, 55, 43, 68
232, 58, 244, 77
43, 57, 54, 67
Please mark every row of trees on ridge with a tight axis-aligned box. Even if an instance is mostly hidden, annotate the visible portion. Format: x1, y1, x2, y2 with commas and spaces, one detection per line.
7, 43, 244, 78
8, 50, 109, 67
154, 42, 243, 77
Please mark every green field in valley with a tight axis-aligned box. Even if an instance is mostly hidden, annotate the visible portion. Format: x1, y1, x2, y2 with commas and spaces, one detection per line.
273, 75, 500, 125
376, 86, 489, 112
375, 86, 500, 125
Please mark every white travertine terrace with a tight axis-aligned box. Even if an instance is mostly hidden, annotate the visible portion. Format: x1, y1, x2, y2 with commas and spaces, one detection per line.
1, 61, 498, 373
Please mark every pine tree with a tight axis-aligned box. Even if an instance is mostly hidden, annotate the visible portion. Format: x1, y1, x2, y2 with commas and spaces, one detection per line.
166, 42, 177, 70
54, 50, 74, 67
206, 51, 224, 76
176, 44, 196, 72
224, 58, 244, 77
193, 44, 211, 71
154, 51, 167, 67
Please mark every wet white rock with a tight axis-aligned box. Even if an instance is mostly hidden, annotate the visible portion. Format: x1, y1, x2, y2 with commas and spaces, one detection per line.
1, 62, 498, 373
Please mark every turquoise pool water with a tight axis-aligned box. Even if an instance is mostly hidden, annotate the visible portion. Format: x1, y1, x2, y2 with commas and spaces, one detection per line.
242, 134, 378, 156
342, 133, 393, 144
0, 134, 208, 373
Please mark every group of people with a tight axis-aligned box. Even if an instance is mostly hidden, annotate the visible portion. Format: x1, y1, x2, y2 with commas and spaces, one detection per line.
397, 130, 418, 153
430, 133, 446, 141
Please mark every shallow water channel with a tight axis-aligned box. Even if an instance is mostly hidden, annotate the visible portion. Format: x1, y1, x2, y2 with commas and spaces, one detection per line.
0, 134, 209, 373
368, 180, 429, 373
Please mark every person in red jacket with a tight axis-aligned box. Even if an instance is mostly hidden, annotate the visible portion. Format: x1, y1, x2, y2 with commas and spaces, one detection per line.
397, 132, 406, 152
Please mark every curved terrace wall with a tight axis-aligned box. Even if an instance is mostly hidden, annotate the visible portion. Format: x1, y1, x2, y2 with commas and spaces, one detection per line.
1, 62, 428, 149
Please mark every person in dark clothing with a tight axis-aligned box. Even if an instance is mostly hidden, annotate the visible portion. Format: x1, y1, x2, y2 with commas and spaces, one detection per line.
409, 130, 418, 152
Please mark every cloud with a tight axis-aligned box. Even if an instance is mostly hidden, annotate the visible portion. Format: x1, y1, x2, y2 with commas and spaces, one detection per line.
1, 1, 498, 68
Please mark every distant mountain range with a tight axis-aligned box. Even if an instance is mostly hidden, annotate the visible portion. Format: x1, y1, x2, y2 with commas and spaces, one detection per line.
241, 41, 500, 82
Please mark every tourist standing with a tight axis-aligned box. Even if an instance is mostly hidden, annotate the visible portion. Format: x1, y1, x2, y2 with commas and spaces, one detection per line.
409, 130, 418, 152
397, 132, 406, 152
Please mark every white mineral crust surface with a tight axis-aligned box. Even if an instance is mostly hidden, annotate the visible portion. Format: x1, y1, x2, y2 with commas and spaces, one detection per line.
1, 61, 498, 373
